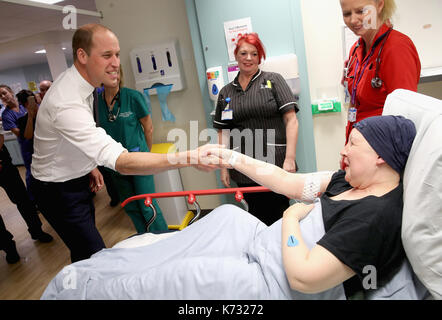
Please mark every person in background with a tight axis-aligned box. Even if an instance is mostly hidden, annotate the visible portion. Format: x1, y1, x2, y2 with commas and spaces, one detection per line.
213, 32, 299, 226
16, 90, 40, 201
0, 214, 20, 264
97, 66, 167, 233
38, 80, 52, 101
0, 132, 53, 264
0, 86, 35, 202
16, 92, 38, 142
0, 103, 5, 120
340, 0, 420, 143
30, 23, 219, 263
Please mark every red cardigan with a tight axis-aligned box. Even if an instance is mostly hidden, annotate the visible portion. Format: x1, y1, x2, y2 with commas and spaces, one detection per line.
345, 23, 421, 143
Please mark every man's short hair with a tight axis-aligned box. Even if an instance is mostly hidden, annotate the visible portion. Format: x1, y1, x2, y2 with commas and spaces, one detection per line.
72, 23, 113, 62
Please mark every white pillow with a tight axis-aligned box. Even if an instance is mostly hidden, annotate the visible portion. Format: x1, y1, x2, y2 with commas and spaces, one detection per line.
384, 89, 442, 299
402, 117, 442, 299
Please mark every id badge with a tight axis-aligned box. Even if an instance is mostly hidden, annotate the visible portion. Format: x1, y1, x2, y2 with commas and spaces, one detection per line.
348, 107, 357, 122
343, 81, 351, 104
221, 109, 233, 120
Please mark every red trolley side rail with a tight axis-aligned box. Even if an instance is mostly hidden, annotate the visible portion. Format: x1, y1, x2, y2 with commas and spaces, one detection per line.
121, 186, 272, 230
121, 186, 271, 207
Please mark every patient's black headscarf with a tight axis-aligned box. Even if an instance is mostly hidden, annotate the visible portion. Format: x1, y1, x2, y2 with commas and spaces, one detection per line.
353, 115, 416, 174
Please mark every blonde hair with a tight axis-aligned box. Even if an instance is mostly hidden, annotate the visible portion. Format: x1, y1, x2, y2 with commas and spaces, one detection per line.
378, 0, 396, 23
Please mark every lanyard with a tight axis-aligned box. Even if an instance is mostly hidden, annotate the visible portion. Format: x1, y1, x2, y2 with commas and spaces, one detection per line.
349, 28, 392, 106
351, 54, 373, 105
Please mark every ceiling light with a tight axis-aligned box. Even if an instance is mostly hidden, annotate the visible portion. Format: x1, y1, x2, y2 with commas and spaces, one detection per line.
35, 47, 66, 54
28, 0, 63, 4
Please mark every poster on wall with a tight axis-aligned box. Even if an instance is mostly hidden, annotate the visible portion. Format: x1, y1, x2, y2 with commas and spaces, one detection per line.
28, 81, 38, 92
224, 17, 253, 62
227, 63, 240, 83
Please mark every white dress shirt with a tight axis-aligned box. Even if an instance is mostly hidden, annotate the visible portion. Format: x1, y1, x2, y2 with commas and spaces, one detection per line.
31, 65, 127, 182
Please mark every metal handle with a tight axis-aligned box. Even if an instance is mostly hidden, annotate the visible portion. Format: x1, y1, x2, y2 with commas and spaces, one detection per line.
240, 199, 249, 212
145, 204, 157, 230
143, 197, 157, 230
139, 189, 254, 230
188, 201, 201, 225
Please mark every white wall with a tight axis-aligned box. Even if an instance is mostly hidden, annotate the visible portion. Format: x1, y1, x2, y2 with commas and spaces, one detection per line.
95, 0, 221, 209
300, 0, 442, 171
300, 0, 348, 171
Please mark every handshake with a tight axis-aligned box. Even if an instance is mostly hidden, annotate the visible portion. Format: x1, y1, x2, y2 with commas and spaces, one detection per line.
186, 144, 240, 172
188, 144, 276, 188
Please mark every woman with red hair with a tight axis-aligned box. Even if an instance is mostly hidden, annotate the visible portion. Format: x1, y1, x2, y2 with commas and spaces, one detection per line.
213, 33, 300, 226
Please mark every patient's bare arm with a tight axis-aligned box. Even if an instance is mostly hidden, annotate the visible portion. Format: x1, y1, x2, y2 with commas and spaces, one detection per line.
281, 203, 355, 293
207, 147, 333, 201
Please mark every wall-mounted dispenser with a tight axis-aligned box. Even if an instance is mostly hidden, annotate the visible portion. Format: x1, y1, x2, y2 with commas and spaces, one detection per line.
260, 53, 300, 97
206, 66, 225, 116
130, 40, 185, 95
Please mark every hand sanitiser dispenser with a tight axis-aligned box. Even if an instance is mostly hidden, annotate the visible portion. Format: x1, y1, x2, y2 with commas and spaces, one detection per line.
206, 66, 225, 116
130, 40, 185, 95
130, 41, 185, 122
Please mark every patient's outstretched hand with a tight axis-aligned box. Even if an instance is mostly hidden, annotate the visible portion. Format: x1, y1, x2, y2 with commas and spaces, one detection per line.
191, 144, 226, 171
206, 147, 234, 168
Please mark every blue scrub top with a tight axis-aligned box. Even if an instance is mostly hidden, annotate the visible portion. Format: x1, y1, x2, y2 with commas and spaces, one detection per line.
2, 104, 33, 166
2, 104, 27, 132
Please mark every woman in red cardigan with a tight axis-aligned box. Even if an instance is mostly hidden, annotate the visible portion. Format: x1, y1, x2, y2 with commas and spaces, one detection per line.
341, 0, 421, 143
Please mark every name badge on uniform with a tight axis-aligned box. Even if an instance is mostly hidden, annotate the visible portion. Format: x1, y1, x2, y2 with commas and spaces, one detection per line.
221, 109, 233, 120
348, 107, 357, 123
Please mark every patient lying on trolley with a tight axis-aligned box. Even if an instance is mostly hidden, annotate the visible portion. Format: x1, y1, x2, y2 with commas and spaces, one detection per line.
42, 115, 418, 300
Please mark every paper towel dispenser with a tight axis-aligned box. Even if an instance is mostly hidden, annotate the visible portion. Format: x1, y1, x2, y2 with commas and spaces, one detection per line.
130, 40, 185, 95
260, 53, 300, 95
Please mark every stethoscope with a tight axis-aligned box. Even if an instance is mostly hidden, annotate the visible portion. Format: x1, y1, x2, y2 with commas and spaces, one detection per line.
102, 89, 121, 122
345, 27, 392, 92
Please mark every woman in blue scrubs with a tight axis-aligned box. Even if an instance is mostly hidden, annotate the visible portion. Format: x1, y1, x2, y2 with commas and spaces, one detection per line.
0, 86, 35, 201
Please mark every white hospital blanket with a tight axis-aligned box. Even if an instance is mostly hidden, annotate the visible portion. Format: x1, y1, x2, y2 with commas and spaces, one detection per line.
41, 200, 345, 300
41, 199, 424, 300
